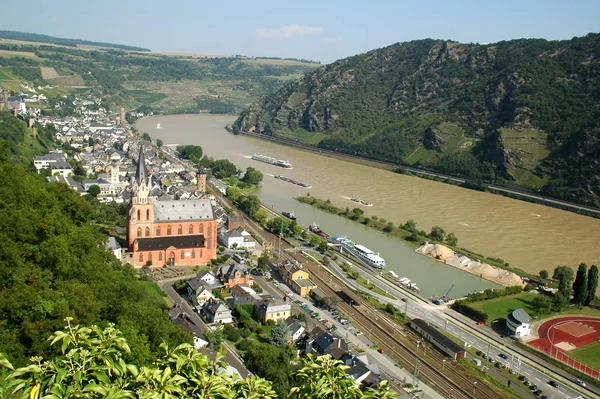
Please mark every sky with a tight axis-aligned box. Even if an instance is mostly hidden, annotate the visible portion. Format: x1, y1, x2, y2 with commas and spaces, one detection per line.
1, 0, 599, 63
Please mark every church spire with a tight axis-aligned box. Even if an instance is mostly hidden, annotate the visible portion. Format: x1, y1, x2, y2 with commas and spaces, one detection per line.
135, 146, 148, 186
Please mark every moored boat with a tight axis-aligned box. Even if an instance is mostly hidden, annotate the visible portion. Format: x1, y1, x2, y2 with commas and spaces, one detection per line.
332, 235, 386, 268
309, 222, 330, 239
282, 211, 296, 221
274, 174, 311, 188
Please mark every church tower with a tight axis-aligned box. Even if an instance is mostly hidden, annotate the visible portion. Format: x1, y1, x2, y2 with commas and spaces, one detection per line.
109, 163, 120, 195
128, 147, 154, 250
196, 168, 207, 194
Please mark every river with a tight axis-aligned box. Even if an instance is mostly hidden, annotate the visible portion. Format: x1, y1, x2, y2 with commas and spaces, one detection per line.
137, 114, 600, 298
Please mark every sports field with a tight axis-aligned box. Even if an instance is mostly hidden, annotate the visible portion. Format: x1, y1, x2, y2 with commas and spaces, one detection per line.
569, 341, 600, 371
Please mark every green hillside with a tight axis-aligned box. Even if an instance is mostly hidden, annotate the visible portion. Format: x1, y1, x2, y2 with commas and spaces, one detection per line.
0, 39, 319, 113
0, 30, 151, 51
235, 34, 600, 207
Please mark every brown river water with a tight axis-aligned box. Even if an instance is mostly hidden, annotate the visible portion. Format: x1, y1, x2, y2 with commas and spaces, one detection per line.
137, 114, 600, 298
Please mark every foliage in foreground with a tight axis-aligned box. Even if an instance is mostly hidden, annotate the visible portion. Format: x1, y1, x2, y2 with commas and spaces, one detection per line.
0, 320, 396, 399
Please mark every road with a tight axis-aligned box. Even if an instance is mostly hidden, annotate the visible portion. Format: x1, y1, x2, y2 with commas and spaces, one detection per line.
157, 280, 251, 378
321, 251, 597, 399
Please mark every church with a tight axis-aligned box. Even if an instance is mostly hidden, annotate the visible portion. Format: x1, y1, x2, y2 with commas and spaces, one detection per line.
125, 148, 217, 267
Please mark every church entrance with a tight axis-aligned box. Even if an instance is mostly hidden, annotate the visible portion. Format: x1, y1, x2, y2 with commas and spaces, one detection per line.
167, 251, 175, 266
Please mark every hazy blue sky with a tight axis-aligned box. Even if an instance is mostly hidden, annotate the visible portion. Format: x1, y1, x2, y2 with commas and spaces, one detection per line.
1, 0, 598, 63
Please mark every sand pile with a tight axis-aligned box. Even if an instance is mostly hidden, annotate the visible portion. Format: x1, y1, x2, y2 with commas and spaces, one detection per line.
416, 243, 524, 287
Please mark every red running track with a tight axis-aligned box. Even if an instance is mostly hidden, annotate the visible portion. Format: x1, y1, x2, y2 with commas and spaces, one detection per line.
527, 316, 600, 380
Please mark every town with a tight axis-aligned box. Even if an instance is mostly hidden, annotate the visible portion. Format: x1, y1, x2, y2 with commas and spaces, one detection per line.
1, 81, 597, 399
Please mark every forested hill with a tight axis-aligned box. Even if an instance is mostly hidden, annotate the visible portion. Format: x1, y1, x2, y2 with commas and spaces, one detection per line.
0, 115, 190, 366
234, 33, 600, 207
0, 30, 150, 51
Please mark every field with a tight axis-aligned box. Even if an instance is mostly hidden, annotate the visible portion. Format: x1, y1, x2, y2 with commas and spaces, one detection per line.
469, 292, 600, 323
0, 49, 41, 59
568, 340, 600, 370
501, 128, 550, 188
0, 70, 10, 80
469, 292, 539, 322
40, 67, 60, 79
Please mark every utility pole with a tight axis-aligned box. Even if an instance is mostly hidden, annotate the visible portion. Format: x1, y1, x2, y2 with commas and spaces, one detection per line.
412, 357, 420, 387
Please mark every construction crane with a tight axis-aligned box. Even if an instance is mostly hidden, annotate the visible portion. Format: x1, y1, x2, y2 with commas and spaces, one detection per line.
433, 284, 455, 305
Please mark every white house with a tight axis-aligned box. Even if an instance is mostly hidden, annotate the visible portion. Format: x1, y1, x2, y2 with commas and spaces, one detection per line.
191, 287, 215, 307
50, 161, 73, 177
201, 299, 233, 324
33, 153, 66, 171
218, 227, 257, 249
194, 336, 209, 350
105, 237, 122, 260
506, 308, 532, 338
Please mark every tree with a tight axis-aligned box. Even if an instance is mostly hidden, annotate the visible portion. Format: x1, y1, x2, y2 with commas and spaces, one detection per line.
553, 266, 574, 298
553, 266, 574, 281
573, 263, 589, 306
270, 321, 290, 346
430, 225, 446, 242
212, 159, 238, 179
204, 328, 224, 357
257, 253, 270, 272
539, 270, 549, 279
552, 292, 568, 312
267, 216, 292, 236
176, 144, 203, 160
290, 354, 360, 399
87, 184, 100, 197
141, 132, 151, 141
243, 166, 264, 185
585, 264, 599, 306
532, 295, 552, 315
445, 232, 458, 247
156, 138, 163, 148
403, 219, 417, 233
226, 186, 242, 203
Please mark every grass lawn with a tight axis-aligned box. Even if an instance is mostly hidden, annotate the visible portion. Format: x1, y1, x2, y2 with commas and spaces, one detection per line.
470, 292, 539, 322
569, 341, 600, 370
469, 292, 600, 324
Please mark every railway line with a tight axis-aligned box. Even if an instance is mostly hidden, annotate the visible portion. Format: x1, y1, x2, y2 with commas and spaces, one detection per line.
303, 260, 501, 399
208, 186, 503, 398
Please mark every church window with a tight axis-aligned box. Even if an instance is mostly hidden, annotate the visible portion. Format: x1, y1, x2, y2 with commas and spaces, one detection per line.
146, 209, 150, 221
137, 209, 141, 220
199, 223, 204, 234
178, 225, 183, 235
180, 250, 185, 259
139, 253, 143, 263
167, 225, 172, 235
191, 250, 195, 259
200, 250, 203, 258
158, 252, 163, 262
189, 225, 193, 234
156, 226, 161, 236
137, 227, 142, 238
145, 227, 150, 237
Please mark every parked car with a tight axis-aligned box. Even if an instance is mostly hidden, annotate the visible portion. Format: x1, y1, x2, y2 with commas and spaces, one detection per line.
525, 381, 533, 387
508, 369, 516, 375
319, 319, 329, 324
476, 350, 482, 356
533, 390, 543, 397
272, 281, 279, 287
377, 348, 385, 354
529, 384, 537, 390
355, 331, 363, 336
494, 362, 502, 368
518, 375, 527, 381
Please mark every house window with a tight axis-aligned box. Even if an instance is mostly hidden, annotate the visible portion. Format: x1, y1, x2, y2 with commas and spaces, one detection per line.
139, 253, 143, 263
156, 226, 161, 236
145, 227, 150, 237
146, 209, 150, 221
137, 209, 141, 220
189, 225, 194, 234
191, 250, 195, 259
137, 227, 142, 238
180, 250, 184, 259
158, 252, 162, 262
167, 225, 172, 235
276, 313, 280, 317
199, 223, 204, 234
178, 225, 183, 235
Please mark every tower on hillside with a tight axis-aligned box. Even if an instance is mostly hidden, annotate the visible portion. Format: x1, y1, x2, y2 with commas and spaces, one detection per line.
120, 107, 126, 127
197, 168, 207, 194
1, 92, 8, 112
109, 163, 120, 195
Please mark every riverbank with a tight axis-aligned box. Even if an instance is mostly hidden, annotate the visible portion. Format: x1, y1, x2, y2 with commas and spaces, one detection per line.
295, 194, 534, 286
240, 131, 600, 218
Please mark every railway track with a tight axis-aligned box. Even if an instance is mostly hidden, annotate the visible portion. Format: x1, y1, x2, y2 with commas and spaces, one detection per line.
299, 255, 502, 399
